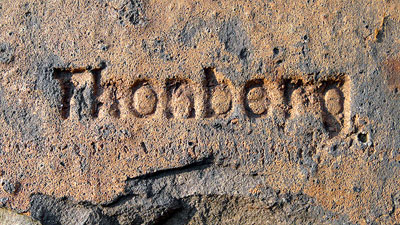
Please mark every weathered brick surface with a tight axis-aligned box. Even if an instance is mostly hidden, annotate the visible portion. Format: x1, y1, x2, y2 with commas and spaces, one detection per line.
0, 0, 399, 224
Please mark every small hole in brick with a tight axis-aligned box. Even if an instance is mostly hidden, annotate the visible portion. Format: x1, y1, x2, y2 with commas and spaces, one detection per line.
357, 133, 368, 143
353, 186, 362, 193
273, 47, 279, 55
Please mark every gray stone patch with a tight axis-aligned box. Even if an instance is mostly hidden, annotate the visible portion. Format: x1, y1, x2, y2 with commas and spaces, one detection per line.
0, 208, 41, 225
0, 43, 14, 64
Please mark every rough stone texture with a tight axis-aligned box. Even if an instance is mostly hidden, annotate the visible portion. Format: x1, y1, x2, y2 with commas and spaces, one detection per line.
0, 208, 41, 225
0, 0, 399, 224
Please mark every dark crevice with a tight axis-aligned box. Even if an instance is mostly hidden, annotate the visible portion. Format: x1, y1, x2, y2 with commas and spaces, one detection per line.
101, 192, 137, 208
140, 141, 148, 154
151, 205, 184, 225
126, 156, 214, 181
